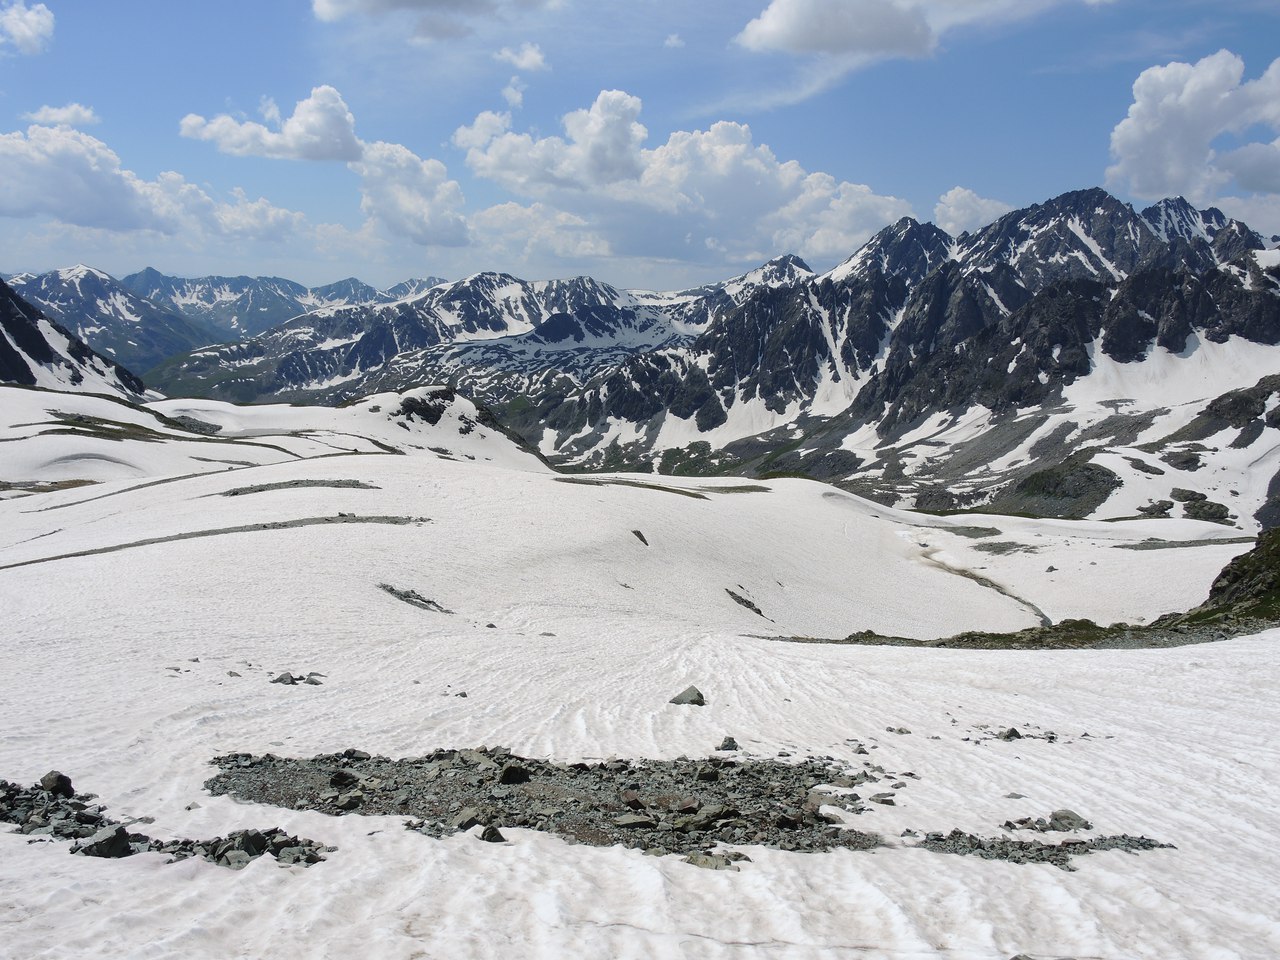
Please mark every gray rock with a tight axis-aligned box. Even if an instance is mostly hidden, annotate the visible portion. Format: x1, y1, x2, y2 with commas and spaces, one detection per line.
613, 813, 656, 829
479, 825, 506, 843
499, 763, 531, 785
682, 853, 739, 871
450, 807, 482, 830
40, 771, 73, 798
669, 685, 706, 706
75, 824, 132, 859
270, 672, 296, 685
1048, 809, 1093, 832
717, 737, 739, 751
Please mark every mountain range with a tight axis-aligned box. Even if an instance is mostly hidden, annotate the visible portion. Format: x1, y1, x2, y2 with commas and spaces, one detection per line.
4, 186, 1279, 529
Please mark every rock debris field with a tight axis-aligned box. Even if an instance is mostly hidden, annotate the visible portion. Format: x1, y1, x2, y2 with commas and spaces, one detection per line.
0, 772, 329, 868
205, 743, 1172, 873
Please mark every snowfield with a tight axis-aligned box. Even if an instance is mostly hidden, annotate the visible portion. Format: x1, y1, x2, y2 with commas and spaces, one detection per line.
1, 385, 1277, 959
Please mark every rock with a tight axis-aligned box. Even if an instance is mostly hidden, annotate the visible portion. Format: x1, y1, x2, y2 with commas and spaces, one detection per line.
270, 672, 296, 685
621, 790, 646, 810
220, 850, 253, 870
336, 791, 364, 811
870, 794, 896, 805
997, 727, 1023, 741
632, 529, 649, 546
450, 807, 482, 830
40, 771, 73, 798
695, 766, 719, 782
669, 685, 706, 706
479, 825, 506, 843
343, 749, 371, 761
498, 763, 531, 785
717, 736, 739, 751
886, 727, 911, 735
1048, 809, 1093, 832
75, 824, 132, 859
1171, 487, 1207, 502
330, 769, 360, 788
682, 853, 739, 871
613, 813, 656, 829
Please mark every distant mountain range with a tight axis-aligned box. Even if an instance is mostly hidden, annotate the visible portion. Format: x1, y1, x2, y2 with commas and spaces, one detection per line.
4, 187, 1279, 528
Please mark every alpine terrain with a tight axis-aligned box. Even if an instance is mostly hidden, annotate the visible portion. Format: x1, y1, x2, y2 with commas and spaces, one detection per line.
2, 188, 1278, 960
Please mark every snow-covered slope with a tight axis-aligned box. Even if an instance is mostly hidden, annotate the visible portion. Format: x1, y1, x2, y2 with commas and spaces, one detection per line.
0, 392, 1275, 959
0, 280, 146, 400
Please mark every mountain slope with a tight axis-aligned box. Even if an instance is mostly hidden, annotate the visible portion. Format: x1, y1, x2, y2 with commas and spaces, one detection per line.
9, 265, 219, 373
0, 279, 146, 399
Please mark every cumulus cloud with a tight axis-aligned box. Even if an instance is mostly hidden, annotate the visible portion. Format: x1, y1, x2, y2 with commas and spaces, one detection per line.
349, 140, 469, 246
0, 1, 53, 55
312, 0, 563, 40
1106, 51, 1280, 204
737, 0, 932, 58
471, 202, 610, 260
934, 186, 1014, 235
458, 90, 647, 194
501, 76, 526, 109
733, 0, 1116, 103
663, 33, 684, 49
180, 86, 362, 162
494, 41, 546, 71
181, 84, 471, 249
456, 89, 913, 265
21, 103, 98, 127
0, 123, 303, 240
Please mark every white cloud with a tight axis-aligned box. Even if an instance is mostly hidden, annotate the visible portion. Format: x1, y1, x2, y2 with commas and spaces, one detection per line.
0, 123, 303, 240
663, 33, 684, 49
312, 0, 564, 40
1106, 50, 1280, 204
181, 84, 472, 250
259, 96, 282, 126
456, 89, 913, 266
349, 140, 469, 246
494, 41, 546, 71
180, 86, 363, 162
933, 186, 1014, 235
21, 103, 98, 127
458, 90, 647, 194
501, 76, 526, 109
732, 0, 1116, 104
737, 0, 932, 58
0, 1, 53, 55
470, 202, 610, 260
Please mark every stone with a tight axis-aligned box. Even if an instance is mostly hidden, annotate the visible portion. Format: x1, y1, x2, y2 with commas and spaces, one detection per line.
620, 790, 646, 810
1048, 809, 1092, 832
669, 685, 706, 706
450, 807, 482, 830
479, 825, 506, 843
330, 769, 360, 788
40, 770, 73, 798
613, 813, 656, 829
998, 727, 1023, 741
75, 824, 132, 859
682, 853, 739, 871
695, 766, 719, 782
498, 763, 531, 785
271, 672, 297, 685
717, 736, 739, 751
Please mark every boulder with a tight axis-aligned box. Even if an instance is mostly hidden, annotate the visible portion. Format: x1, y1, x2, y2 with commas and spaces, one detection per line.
669, 685, 706, 706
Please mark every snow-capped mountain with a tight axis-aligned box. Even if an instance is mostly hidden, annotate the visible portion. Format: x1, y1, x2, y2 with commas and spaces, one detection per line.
0, 278, 146, 399
8, 265, 218, 375
120, 268, 447, 339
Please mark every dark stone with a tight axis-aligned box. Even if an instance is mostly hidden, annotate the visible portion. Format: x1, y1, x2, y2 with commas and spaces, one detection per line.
717, 736, 739, 751
479, 825, 506, 843
40, 771, 73, 798
271, 672, 297, 685
75, 825, 132, 859
499, 763, 531, 785
669, 685, 706, 706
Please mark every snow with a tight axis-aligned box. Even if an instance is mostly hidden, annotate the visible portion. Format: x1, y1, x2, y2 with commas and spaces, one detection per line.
0, 386, 1277, 959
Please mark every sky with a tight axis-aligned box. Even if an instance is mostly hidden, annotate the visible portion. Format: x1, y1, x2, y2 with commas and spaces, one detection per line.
0, 0, 1278, 291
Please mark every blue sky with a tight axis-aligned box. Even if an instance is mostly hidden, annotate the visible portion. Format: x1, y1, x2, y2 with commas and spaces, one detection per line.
1, 0, 1278, 290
